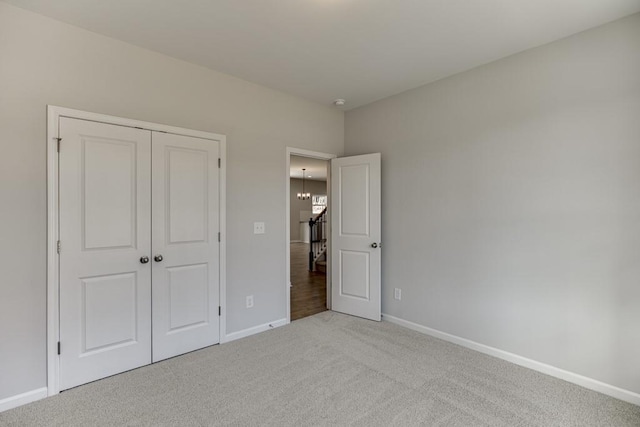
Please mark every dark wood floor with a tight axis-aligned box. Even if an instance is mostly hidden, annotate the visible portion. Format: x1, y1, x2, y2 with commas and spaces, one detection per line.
290, 242, 327, 321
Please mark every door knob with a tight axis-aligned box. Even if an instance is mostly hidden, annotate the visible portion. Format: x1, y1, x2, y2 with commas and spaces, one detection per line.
140, 256, 150, 264
154, 255, 164, 262
371, 243, 378, 248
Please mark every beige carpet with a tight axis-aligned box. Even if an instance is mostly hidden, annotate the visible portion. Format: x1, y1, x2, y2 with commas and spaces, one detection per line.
1, 311, 639, 426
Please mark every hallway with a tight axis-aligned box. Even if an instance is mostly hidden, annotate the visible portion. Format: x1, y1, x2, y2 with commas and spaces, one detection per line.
290, 242, 327, 321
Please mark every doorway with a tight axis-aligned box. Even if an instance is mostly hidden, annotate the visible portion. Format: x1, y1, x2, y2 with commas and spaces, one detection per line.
285, 150, 382, 322
285, 148, 336, 322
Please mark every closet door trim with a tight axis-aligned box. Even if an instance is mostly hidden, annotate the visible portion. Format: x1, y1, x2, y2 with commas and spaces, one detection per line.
46, 105, 227, 396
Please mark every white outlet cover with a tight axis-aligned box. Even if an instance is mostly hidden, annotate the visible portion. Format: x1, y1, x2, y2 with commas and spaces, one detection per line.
394, 288, 402, 300
246, 295, 254, 308
254, 222, 265, 234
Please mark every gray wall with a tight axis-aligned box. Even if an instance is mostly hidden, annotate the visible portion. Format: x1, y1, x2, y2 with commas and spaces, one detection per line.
345, 13, 640, 394
290, 178, 327, 241
0, 3, 343, 400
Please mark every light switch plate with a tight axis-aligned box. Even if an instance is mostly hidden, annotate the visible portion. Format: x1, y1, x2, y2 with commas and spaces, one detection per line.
254, 222, 265, 234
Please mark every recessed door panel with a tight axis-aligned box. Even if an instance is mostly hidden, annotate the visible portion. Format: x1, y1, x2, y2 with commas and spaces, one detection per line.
167, 264, 209, 332
82, 273, 137, 353
152, 132, 220, 362
166, 148, 208, 244
83, 138, 136, 250
59, 117, 151, 391
339, 164, 370, 237
339, 251, 370, 300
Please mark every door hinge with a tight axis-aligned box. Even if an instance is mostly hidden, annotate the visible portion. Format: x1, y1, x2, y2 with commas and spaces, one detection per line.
218, 306, 221, 316
57, 240, 61, 254
218, 232, 221, 242
57, 341, 61, 355
55, 137, 62, 153
218, 158, 221, 168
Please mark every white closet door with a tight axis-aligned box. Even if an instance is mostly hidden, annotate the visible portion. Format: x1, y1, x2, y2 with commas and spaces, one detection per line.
151, 132, 220, 362
59, 118, 152, 390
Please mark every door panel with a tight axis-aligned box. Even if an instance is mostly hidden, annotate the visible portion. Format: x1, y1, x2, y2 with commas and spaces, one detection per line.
166, 264, 209, 332
82, 273, 138, 353
331, 153, 381, 321
82, 139, 137, 249
166, 147, 209, 244
152, 132, 220, 362
339, 164, 370, 236
339, 250, 370, 300
59, 118, 152, 390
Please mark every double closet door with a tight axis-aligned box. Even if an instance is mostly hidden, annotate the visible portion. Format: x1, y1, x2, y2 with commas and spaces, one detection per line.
58, 117, 220, 391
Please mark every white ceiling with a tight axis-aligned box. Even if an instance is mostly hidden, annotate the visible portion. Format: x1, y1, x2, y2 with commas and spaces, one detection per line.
6, 0, 640, 109
290, 156, 328, 182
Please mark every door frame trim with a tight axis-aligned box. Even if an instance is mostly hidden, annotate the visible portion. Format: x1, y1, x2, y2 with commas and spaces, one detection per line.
46, 105, 227, 395
285, 147, 336, 324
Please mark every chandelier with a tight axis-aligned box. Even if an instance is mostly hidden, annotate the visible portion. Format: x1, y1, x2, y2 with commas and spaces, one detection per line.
297, 168, 310, 200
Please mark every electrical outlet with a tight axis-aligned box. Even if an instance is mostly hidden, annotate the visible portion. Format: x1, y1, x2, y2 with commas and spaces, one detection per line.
254, 222, 265, 234
394, 288, 402, 301
246, 295, 254, 308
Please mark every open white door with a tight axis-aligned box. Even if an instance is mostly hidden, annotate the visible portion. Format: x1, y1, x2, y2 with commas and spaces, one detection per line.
331, 153, 381, 321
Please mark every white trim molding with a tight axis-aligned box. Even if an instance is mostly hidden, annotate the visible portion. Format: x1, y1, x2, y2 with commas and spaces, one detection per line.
382, 313, 640, 407
218, 140, 228, 347
46, 106, 60, 396
47, 105, 227, 396
0, 387, 48, 413
223, 318, 288, 343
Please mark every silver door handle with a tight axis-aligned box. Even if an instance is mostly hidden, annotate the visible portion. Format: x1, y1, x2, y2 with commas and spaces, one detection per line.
140, 256, 150, 264
371, 243, 378, 248
154, 255, 164, 262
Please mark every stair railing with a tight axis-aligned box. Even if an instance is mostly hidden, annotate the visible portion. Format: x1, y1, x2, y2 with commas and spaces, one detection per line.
308, 207, 328, 271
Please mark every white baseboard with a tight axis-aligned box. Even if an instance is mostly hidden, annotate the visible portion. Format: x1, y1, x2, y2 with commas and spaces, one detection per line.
382, 313, 640, 407
222, 318, 288, 343
0, 387, 47, 413
290, 240, 303, 243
